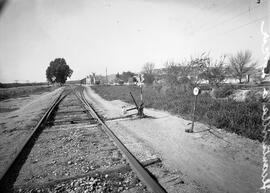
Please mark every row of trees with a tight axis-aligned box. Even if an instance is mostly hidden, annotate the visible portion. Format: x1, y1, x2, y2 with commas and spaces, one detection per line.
116, 71, 136, 83
45, 50, 265, 86
143, 50, 259, 87
114, 63, 156, 85
109, 50, 260, 86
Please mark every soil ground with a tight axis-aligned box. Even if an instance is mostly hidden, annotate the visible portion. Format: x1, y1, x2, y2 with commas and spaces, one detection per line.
84, 86, 264, 193
0, 87, 63, 176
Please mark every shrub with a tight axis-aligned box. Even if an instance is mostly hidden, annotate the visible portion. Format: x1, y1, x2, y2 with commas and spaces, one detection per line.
212, 84, 235, 98
245, 90, 262, 102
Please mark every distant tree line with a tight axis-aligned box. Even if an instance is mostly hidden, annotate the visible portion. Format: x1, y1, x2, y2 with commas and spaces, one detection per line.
114, 66, 156, 85
110, 50, 260, 87
0, 82, 48, 88
141, 50, 259, 88
49, 50, 262, 87
116, 71, 137, 83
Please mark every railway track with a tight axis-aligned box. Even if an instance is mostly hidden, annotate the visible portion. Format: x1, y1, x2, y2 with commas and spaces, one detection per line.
0, 86, 166, 193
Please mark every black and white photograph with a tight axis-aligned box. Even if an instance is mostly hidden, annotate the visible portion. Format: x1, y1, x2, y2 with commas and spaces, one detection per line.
0, 0, 270, 192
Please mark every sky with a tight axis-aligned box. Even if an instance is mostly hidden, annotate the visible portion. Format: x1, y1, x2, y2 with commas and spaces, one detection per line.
0, 0, 269, 83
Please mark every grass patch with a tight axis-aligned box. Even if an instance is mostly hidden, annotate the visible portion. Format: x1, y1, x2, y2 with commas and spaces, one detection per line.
0, 107, 19, 113
92, 85, 264, 142
0, 85, 58, 101
0, 82, 47, 88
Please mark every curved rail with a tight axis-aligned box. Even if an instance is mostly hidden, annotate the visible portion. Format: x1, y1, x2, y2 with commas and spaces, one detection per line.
75, 86, 167, 193
0, 90, 66, 189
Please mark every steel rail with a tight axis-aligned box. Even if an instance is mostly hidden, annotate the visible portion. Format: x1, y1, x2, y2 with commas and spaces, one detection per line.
75, 87, 167, 193
0, 90, 66, 189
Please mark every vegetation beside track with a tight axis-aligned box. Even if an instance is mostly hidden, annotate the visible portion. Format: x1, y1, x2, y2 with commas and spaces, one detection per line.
0, 82, 47, 88
92, 85, 264, 142
0, 85, 59, 101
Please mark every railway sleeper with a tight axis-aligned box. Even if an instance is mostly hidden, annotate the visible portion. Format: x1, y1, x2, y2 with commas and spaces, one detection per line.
53, 114, 89, 120
13, 158, 161, 193
48, 119, 98, 125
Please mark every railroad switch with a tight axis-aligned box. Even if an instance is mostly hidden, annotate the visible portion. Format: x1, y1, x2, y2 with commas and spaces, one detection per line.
185, 128, 194, 133
137, 103, 145, 118
122, 92, 145, 118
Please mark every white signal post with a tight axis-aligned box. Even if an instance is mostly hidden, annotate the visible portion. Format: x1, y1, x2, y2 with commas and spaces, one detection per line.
185, 87, 200, 133
136, 74, 144, 103
135, 74, 145, 117
139, 74, 144, 103
193, 87, 199, 96
122, 74, 145, 118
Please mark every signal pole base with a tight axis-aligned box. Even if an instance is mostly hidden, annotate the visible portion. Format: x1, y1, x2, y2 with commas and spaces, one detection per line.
185, 128, 194, 133
137, 106, 145, 118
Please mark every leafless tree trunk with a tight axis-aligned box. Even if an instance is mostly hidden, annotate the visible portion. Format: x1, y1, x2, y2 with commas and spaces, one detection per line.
228, 50, 257, 84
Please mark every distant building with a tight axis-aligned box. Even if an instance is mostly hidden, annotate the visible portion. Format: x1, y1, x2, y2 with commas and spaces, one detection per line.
86, 76, 92, 84
112, 77, 124, 85
127, 77, 137, 85
81, 74, 95, 85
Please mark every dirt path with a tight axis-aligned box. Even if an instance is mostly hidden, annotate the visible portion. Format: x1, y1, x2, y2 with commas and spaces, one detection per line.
84, 86, 264, 193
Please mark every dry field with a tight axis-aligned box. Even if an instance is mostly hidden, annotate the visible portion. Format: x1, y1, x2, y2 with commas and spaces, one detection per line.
0, 85, 56, 102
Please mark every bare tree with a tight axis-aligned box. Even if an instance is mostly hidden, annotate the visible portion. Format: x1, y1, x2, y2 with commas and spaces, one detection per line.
164, 61, 182, 87
164, 53, 227, 93
164, 53, 208, 87
228, 50, 257, 83
142, 62, 155, 84
142, 62, 155, 74
200, 55, 226, 87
